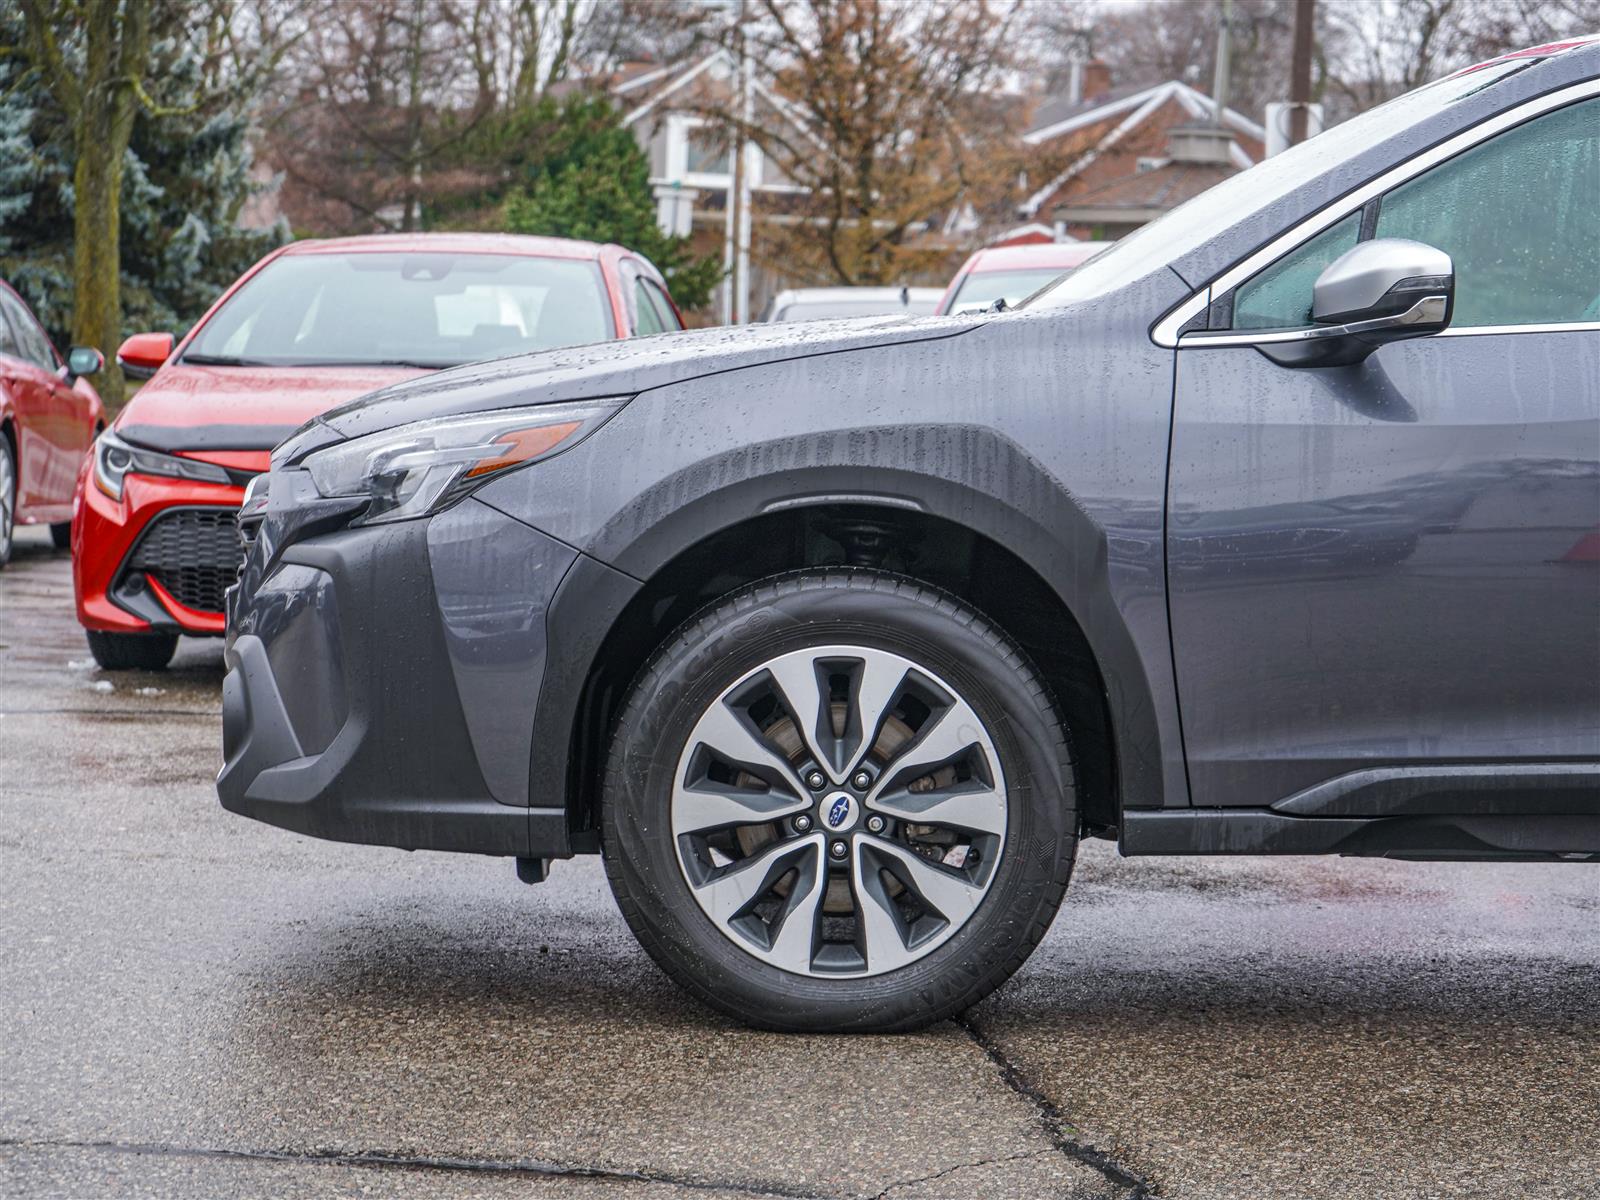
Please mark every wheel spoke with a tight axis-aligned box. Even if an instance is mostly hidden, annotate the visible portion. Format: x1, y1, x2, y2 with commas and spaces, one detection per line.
869, 781, 1007, 836
842, 653, 909, 777
870, 700, 985, 793
851, 849, 920, 974
692, 833, 822, 925
762, 654, 835, 779
672, 780, 807, 836
691, 700, 808, 795
861, 835, 987, 925
764, 843, 828, 973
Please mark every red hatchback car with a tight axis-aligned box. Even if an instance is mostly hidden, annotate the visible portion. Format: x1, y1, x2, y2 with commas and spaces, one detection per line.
934, 241, 1113, 315
0, 279, 105, 568
74, 232, 681, 669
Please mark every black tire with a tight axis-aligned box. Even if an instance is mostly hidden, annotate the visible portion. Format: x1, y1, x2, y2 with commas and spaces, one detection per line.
601, 569, 1078, 1033
50, 521, 71, 550
85, 629, 178, 671
0, 434, 15, 569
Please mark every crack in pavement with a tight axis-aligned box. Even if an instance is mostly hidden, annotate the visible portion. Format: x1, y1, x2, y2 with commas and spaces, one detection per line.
869, 1148, 1055, 1199
0, 1136, 835, 1199
953, 1015, 1155, 1198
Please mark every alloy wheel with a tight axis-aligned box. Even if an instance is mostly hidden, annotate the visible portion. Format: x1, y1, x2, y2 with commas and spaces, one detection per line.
670, 644, 1007, 978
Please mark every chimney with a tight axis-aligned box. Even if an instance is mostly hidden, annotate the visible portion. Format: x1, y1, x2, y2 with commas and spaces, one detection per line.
1167, 122, 1235, 166
1082, 59, 1112, 102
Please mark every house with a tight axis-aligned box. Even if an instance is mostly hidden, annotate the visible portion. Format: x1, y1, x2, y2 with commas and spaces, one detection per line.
1019, 61, 1265, 240
612, 51, 808, 268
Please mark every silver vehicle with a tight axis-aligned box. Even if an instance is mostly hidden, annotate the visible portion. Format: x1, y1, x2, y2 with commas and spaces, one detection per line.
760, 286, 943, 322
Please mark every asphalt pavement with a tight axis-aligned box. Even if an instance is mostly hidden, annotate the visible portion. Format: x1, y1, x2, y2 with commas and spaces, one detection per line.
2, 524, 1596, 1199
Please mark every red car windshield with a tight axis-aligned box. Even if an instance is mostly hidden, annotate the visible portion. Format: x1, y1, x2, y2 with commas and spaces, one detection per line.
182, 252, 614, 369
947, 268, 1073, 314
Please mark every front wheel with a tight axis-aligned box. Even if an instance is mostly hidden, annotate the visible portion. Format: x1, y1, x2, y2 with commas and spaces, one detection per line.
50, 521, 71, 550
602, 570, 1078, 1033
85, 629, 178, 671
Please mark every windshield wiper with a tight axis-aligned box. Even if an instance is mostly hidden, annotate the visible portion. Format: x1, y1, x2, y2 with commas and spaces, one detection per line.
181, 353, 273, 366
988, 298, 1009, 313
300, 358, 458, 369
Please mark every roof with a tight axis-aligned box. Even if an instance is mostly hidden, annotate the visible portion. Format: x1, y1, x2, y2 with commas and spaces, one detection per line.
1449, 34, 1600, 77
1020, 79, 1265, 217
965, 242, 1113, 273
614, 48, 814, 148
1025, 81, 1154, 140
1053, 159, 1236, 217
282, 233, 608, 260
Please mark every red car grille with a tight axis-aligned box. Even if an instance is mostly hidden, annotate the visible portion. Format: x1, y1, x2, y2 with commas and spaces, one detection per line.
125, 508, 242, 614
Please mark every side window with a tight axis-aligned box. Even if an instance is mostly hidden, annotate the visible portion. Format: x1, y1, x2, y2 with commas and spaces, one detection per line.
1375, 98, 1598, 327
631, 277, 667, 336
1233, 212, 1361, 330
0, 291, 55, 369
0, 304, 22, 362
1230, 98, 1599, 332
644, 279, 683, 331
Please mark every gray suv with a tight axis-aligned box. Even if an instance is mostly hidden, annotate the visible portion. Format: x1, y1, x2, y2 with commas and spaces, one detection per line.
220, 41, 1599, 1032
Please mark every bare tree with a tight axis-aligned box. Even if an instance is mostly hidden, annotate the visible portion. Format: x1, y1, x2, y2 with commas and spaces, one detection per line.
256, 0, 643, 234
703, 0, 1034, 287
1322, 0, 1600, 117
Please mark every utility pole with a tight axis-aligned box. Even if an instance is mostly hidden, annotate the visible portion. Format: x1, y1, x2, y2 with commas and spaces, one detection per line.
736, 32, 753, 326
1211, 0, 1232, 127
1289, 0, 1316, 145
721, 0, 752, 325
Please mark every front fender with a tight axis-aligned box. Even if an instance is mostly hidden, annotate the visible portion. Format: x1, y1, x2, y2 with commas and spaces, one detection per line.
478, 301, 1187, 815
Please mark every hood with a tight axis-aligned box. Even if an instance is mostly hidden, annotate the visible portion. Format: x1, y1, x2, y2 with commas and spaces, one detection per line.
307, 313, 983, 447
115, 363, 430, 458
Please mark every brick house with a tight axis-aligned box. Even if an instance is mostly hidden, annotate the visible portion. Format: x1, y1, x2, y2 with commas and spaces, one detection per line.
1018, 62, 1266, 240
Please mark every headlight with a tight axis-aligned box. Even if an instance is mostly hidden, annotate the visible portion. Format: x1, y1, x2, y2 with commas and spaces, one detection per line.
93, 429, 231, 501
301, 398, 625, 525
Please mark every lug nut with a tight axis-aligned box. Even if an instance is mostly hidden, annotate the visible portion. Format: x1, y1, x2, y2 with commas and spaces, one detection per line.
829, 839, 849, 860
805, 770, 827, 790
793, 813, 813, 833
865, 814, 886, 834
852, 770, 872, 790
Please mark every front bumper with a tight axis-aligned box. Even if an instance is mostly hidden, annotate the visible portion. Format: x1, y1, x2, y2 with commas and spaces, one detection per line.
74, 468, 246, 635
217, 483, 579, 857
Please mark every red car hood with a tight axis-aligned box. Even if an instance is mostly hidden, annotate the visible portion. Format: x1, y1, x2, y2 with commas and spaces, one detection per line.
114, 364, 428, 467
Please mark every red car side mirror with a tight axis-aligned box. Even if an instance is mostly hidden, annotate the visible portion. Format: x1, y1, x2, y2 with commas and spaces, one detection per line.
116, 332, 174, 381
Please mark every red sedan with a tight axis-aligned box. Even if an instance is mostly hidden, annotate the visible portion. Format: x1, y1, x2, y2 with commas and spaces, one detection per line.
935, 241, 1113, 315
74, 232, 682, 669
0, 278, 105, 568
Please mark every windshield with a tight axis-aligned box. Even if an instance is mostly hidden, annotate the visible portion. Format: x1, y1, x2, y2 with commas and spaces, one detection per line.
1025, 59, 1534, 309
947, 268, 1071, 314
772, 299, 923, 321
183, 251, 614, 368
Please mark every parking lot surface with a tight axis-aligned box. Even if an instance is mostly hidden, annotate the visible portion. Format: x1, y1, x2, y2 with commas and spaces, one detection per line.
2, 525, 1596, 1199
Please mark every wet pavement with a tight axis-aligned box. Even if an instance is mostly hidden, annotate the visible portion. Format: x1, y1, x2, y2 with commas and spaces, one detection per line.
2, 525, 1596, 1199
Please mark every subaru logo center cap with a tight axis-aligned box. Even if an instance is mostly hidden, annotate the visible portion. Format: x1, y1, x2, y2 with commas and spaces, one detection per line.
825, 793, 855, 830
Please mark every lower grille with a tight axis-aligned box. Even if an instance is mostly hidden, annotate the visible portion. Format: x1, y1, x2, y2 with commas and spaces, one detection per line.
125, 508, 242, 614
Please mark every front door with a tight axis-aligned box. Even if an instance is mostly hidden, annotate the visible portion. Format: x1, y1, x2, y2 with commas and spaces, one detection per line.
1166, 96, 1600, 811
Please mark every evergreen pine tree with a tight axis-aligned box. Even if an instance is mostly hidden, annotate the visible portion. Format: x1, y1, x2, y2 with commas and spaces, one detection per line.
500, 95, 721, 311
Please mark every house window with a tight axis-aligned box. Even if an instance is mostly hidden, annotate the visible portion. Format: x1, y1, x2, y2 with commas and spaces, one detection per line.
685, 124, 730, 176
665, 114, 761, 188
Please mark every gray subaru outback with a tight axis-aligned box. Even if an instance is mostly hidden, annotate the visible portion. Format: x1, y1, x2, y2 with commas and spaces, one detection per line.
220, 40, 1599, 1032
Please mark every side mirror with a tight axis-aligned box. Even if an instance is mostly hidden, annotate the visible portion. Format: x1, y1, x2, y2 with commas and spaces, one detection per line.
116, 332, 175, 380
65, 346, 103, 381
1254, 238, 1453, 368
